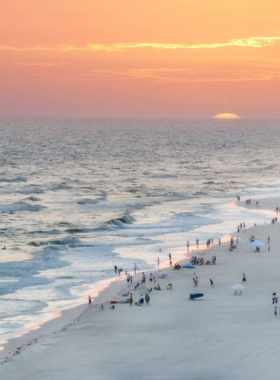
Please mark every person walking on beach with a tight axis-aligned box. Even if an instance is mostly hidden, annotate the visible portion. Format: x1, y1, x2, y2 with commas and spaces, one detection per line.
145, 293, 150, 305
88, 295, 92, 306
210, 279, 214, 287
130, 275, 133, 284
157, 257, 160, 268
142, 272, 146, 284
275, 306, 278, 317
133, 263, 137, 275
272, 293, 276, 304
242, 273, 247, 284
218, 238, 221, 245
268, 236, 270, 244
168, 253, 171, 261
114, 265, 118, 274
129, 293, 133, 307
193, 273, 196, 282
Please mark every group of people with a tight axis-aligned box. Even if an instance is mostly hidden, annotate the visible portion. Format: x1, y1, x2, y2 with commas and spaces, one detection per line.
193, 272, 215, 288
237, 222, 246, 233
273, 293, 279, 316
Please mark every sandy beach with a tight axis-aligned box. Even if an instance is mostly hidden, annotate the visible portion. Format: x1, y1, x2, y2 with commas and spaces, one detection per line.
1, 199, 280, 379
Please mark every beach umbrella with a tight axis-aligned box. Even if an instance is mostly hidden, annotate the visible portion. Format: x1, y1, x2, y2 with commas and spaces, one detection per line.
230, 284, 246, 290
249, 240, 265, 247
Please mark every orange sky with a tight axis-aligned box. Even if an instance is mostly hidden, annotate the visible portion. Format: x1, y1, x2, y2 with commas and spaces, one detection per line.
1, 0, 280, 118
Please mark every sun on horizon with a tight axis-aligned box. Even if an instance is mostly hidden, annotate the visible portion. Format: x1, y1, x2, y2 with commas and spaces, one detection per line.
212, 113, 241, 119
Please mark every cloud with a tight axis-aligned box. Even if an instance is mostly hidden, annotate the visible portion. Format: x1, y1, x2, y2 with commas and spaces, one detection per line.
82, 68, 280, 83
16, 62, 57, 67
1, 36, 280, 53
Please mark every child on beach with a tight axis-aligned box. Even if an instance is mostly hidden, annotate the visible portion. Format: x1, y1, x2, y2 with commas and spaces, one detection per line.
156, 257, 160, 268
145, 294, 150, 305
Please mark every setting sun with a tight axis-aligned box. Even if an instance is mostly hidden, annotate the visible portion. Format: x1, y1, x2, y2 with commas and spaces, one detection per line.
212, 113, 241, 119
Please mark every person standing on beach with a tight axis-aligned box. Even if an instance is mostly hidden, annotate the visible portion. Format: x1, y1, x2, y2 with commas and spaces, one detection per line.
88, 295, 92, 306
114, 265, 118, 274
142, 272, 146, 284
130, 275, 133, 284
193, 273, 196, 283
157, 257, 160, 268
218, 238, 221, 245
133, 263, 137, 275
129, 293, 133, 307
127, 273, 131, 286
149, 273, 153, 283
210, 279, 214, 287
242, 273, 247, 284
145, 294, 150, 305
168, 253, 171, 261
275, 306, 278, 317
272, 293, 276, 304
187, 241, 190, 251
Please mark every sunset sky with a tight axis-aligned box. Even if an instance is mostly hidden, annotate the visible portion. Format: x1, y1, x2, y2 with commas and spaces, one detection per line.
1, 0, 280, 118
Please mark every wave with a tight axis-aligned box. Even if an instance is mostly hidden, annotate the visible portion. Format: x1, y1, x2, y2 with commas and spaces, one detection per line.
29, 237, 81, 247
0, 202, 46, 214
26, 196, 41, 202
19, 188, 45, 195
0, 177, 27, 183
27, 229, 61, 236
77, 198, 99, 205
51, 183, 72, 191
107, 214, 135, 227
65, 228, 94, 234
149, 174, 178, 179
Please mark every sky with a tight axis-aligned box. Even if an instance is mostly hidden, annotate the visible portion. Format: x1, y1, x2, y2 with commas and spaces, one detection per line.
1, 0, 280, 118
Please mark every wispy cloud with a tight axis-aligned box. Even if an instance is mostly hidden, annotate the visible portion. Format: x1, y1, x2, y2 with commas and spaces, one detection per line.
83, 68, 280, 83
1, 36, 280, 53
16, 62, 57, 67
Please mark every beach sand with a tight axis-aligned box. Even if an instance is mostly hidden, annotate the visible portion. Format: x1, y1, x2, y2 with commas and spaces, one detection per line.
1, 200, 280, 379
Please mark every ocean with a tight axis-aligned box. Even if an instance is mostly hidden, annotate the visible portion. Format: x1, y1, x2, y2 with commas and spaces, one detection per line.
0, 118, 279, 341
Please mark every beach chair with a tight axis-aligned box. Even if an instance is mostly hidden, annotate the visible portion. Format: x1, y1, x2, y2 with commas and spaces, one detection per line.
189, 293, 204, 300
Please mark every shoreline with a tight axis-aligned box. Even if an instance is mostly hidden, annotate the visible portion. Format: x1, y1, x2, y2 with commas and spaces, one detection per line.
0, 197, 277, 364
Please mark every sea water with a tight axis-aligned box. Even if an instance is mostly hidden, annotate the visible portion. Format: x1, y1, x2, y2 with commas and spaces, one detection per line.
0, 118, 279, 341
